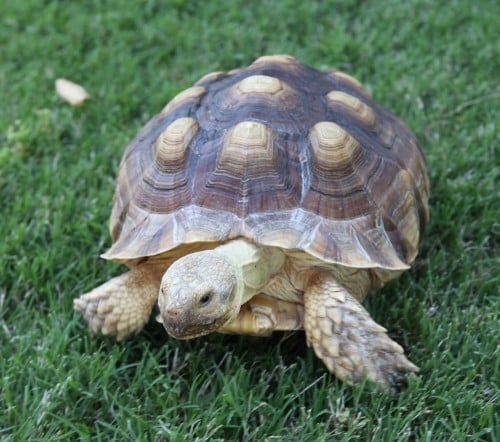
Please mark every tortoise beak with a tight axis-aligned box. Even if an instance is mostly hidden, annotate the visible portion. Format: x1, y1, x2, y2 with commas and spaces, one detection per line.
161, 309, 221, 340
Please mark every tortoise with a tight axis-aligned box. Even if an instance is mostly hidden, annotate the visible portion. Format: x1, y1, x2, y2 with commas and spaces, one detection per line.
75, 55, 429, 388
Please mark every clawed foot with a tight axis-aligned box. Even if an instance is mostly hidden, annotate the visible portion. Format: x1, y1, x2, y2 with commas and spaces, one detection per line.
74, 270, 160, 341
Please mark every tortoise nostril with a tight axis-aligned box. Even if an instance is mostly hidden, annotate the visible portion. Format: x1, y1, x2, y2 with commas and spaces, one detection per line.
165, 308, 181, 318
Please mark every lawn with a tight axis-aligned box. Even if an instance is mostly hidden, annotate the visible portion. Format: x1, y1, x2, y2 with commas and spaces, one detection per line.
0, 0, 498, 440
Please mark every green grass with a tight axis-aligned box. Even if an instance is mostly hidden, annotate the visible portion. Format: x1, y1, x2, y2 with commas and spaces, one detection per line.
1, 0, 498, 440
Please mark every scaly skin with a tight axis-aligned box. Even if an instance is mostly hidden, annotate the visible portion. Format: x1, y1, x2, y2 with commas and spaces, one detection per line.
219, 294, 304, 336
74, 267, 162, 341
304, 270, 419, 389
75, 239, 419, 390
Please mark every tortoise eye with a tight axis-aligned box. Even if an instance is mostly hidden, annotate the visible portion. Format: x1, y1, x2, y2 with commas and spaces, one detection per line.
199, 292, 212, 305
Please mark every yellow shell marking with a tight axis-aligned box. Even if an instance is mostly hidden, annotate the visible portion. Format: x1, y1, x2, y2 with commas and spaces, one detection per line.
238, 75, 283, 94
161, 86, 206, 115
329, 71, 369, 94
195, 71, 224, 85
309, 121, 360, 167
154, 117, 199, 171
252, 54, 297, 65
326, 91, 376, 127
221, 74, 296, 111
219, 121, 275, 175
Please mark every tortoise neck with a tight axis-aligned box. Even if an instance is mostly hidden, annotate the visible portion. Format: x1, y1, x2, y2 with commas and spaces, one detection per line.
215, 239, 285, 303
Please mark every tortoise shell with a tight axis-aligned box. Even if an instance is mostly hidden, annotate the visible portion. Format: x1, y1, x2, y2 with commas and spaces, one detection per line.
103, 55, 429, 270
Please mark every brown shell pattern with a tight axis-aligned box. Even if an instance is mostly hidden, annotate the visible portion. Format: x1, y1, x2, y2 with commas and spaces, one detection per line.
104, 55, 429, 269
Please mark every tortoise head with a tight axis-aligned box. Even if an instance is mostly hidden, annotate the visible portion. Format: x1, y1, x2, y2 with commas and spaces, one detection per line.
158, 251, 243, 339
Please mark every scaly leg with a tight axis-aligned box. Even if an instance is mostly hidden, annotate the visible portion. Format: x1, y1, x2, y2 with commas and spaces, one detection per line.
304, 270, 419, 389
219, 294, 304, 336
74, 267, 162, 341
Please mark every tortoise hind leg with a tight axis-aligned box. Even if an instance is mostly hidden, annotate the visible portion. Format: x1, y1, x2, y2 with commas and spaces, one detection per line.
74, 267, 162, 341
303, 270, 419, 389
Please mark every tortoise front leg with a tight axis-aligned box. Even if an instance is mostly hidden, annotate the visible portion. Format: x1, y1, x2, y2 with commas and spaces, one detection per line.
74, 266, 163, 341
304, 270, 419, 389
219, 294, 304, 336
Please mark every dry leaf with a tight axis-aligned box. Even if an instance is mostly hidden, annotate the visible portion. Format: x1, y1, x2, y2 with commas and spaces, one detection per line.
55, 78, 90, 106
